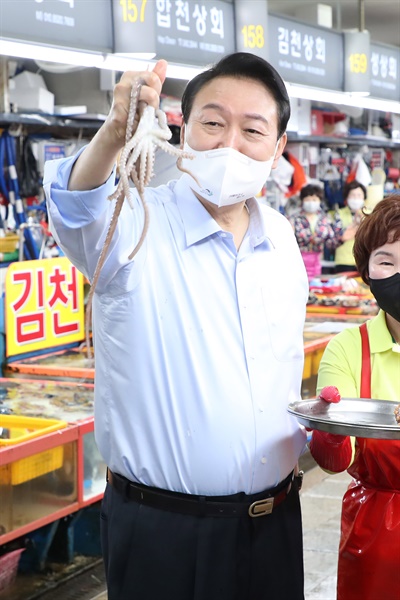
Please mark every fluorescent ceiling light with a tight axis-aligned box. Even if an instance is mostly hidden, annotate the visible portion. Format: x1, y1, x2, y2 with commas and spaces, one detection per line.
0, 39, 103, 68
0, 38, 202, 81
286, 82, 400, 114
100, 55, 203, 80
113, 52, 156, 61
100, 54, 151, 72
165, 63, 204, 80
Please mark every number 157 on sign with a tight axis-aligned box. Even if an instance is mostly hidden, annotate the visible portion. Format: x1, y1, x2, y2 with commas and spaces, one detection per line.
119, 0, 148, 23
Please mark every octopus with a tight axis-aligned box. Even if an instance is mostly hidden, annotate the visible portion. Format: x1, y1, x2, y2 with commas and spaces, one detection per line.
394, 404, 400, 424
85, 76, 195, 358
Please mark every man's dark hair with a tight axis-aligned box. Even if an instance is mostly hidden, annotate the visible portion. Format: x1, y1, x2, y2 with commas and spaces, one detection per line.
181, 52, 291, 140
343, 180, 367, 201
300, 184, 324, 201
353, 193, 400, 284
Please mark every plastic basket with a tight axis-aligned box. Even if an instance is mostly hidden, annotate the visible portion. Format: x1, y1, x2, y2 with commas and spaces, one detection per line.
0, 415, 67, 445
0, 234, 19, 253
0, 548, 24, 593
0, 445, 65, 485
0, 415, 67, 485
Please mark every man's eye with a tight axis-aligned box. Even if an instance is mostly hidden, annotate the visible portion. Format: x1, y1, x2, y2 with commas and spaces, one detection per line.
246, 128, 263, 136
204, 121, 220, 127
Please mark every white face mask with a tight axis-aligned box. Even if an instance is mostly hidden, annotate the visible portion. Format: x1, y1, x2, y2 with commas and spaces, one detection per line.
303, 200, 320, 214
180, 141, 278, 207
347, 198, 364, 211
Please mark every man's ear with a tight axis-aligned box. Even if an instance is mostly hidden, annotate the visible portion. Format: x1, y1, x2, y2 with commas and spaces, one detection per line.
272, 133, 287, 169
180, 123, 186, 149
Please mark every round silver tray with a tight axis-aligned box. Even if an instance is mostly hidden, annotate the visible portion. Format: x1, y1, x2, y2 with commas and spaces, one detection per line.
287, 398, 400, 439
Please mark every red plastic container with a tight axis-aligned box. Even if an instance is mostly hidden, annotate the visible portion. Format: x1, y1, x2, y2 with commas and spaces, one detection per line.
0, 548, 25, 593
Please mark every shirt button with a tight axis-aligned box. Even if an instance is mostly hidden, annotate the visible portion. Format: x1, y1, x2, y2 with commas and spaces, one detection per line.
261, 457, 267, 464
220, 232, 226, 237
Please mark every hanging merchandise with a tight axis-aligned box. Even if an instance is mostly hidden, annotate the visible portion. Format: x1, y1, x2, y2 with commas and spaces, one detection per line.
323, 178, 343, 210
0, 130, 39, 260
18, 136, 41, 203
318, 151, 343, 210
271, 154, 295, 195
346, 152, 372, 187
283, 151, 308, 198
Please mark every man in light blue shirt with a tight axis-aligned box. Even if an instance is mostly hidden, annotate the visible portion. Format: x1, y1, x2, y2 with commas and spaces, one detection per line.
44, 52, 309, 600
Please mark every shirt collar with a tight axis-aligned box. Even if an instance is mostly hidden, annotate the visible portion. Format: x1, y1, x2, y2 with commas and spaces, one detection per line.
175, 174, 272, 250
246, 197, 274, 250
368, 309, 395, 353
175, 174, 221, 247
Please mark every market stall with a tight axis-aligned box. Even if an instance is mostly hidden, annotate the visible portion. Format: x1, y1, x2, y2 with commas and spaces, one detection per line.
0, 377, 104, 547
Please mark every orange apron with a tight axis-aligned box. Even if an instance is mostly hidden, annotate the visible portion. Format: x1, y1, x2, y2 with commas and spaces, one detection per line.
338, 323, 400, 600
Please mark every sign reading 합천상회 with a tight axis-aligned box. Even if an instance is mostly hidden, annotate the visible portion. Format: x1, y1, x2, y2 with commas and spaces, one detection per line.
113, 0, 235, 66
267, 14, 343, 91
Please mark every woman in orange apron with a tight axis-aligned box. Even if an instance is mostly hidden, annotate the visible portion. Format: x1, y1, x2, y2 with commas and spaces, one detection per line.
309, 193, 400, 600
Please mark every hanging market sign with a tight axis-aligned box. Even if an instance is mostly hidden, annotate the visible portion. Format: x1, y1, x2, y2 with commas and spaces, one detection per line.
267, 14, 343, 91
370, 42, 400, 101
0, 0, 113, 52
113, 0, 235, 66
234, 0, 269, 61
343, 30, 370, 94
5, 257, 85, 357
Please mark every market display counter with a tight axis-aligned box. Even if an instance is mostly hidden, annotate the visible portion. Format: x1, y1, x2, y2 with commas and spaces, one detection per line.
4, 347, 95, 382
306, 273, 378, 317
0, 378, 104, 546
302, 314, 373, 397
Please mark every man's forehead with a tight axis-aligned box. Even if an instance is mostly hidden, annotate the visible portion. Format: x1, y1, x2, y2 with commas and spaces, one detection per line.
192, 77, 278, 112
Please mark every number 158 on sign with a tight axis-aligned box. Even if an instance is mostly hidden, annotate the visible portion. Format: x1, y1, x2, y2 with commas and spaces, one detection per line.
241, 25, 265, 49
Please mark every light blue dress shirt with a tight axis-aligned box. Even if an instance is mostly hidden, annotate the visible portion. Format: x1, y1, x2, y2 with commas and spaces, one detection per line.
44, 151, 308, 495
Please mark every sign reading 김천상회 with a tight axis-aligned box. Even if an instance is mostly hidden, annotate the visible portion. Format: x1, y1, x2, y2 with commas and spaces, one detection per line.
267, 14, 343, 91
113, 0, 235, 66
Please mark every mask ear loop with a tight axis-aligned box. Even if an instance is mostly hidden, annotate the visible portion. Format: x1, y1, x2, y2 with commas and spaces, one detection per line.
271, 137, 282, 163
175, 124, 199, 184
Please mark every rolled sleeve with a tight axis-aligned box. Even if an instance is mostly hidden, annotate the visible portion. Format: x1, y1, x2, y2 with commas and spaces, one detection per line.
43, 147, 119, 281
43, 146, 117, 229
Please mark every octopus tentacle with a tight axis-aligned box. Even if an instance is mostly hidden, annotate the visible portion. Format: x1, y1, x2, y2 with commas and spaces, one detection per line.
85, 77, 195, 358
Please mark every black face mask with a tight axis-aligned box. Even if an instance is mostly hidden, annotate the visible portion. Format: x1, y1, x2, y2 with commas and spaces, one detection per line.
369, 273, 400, 323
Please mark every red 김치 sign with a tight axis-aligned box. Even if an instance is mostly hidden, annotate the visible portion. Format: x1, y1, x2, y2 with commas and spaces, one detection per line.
5, 257, 84, 357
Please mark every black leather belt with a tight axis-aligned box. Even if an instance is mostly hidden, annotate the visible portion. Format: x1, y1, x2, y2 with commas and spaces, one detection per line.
106, 469, 303, 518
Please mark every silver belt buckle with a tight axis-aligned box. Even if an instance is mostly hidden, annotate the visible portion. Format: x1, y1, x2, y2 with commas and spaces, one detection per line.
248, 497, 274, 517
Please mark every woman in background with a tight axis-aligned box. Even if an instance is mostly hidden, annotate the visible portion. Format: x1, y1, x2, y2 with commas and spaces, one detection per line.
309, 193, 400, 600
290, 183, 336, 279
331, 180, 367, 273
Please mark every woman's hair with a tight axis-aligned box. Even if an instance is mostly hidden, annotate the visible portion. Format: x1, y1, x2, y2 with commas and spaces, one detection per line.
181, 52, 290, 140
353, 193, 400, 283
300, 184, 324, 201
343, 180, 367, 201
